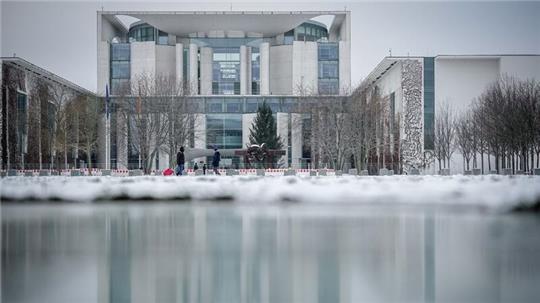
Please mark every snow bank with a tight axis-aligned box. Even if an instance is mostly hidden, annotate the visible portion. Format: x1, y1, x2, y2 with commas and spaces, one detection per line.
1, 175, 539, 212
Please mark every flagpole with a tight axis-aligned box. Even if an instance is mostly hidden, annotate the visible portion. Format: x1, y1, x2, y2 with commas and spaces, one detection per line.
105, 85, 110, 170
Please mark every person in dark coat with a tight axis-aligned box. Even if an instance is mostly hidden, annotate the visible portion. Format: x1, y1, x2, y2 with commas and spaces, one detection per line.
176, 146, 185, 176
202, 163, 207, 175
212, 147, 221, 175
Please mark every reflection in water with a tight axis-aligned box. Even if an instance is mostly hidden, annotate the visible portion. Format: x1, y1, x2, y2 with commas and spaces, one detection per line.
2, 204, 540, 303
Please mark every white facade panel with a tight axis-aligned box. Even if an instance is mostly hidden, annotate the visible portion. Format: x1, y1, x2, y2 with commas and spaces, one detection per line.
291, 113, 303, 169
292, 41, 318, 95
242, 113, 256, 148
259, 42, 270, 95
175, 43, 184, 85
435, 57, 500, 114
269, 45, 293, 95
277, 113, 289, 167
338, 41, 351, 94
155, 45, 175, 78
189, 43, 199, 94
240, 45, 249, 95
499, 56, 540, 81
194, 114, 207, 163
97, 41, 110, 95
130, 41, 156, 90
199, 47, 213, 95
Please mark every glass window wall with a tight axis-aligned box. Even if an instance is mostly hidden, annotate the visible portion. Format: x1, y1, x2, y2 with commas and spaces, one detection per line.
212, 48, 240, 95
206, 114, 243, 149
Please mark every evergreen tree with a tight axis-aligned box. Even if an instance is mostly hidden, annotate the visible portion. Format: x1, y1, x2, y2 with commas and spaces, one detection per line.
249, 102, 283, 150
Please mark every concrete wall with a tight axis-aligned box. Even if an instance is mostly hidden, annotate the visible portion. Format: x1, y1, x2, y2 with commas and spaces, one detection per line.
291, 113, 303, 169
242, 113, 256, 148
194, 114, 206, 163
435, 57, 500, 114
175, 43, 184, 85
189, 44, 199, 94
339, 41, 351, 93
292, 41, 318, 95
131, 41, 156, 91
97, 41, 110, 95
375, 62, 404, 115
499, 56, 540, 80
277, 113, 289, 167
199, 47, 213, 95
240, 46, 250, 95
156, 45, 175, 78
435, 57, 499, 174
259, 43, 270, 95
269, 45, 293, 95
116, 113, 128, 169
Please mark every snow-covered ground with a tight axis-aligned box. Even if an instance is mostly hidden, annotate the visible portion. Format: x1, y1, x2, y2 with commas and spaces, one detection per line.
2, 175, 540, 212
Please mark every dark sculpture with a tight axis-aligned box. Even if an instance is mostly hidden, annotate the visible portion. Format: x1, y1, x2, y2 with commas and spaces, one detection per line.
235, 144, 286, 169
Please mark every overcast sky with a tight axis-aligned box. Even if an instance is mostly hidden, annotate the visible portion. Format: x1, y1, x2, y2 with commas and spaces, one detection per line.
1, 1, 539, 92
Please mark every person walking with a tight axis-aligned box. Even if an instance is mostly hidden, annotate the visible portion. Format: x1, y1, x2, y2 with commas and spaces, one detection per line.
212, 147, 221, 175
176, 146, 185, 176
202, 163, 207, 175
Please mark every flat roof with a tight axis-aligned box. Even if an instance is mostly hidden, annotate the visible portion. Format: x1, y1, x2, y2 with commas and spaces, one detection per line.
100, 10, 348, 37
362, 54, 540, 89
1, 57, 95, 96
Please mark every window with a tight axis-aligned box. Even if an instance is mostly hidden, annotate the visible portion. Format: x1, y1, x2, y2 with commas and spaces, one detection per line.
110, 43, 131, 95
206, 114, 243, 149
264, 98, 280, 112
111, 44, 130, 61
424, 57, 435, 150
251, 48, 260, 95
212, 48, 240, 95
111, 61, 130, 79
157, 30, 168, 45
318, 79, 339, 95
318, 43, 339, 95
225, 99, 243, 113
245, 98, 259, 112
206, 98, 223, 113
318, 43, 338, 60
319, 61, 338, 79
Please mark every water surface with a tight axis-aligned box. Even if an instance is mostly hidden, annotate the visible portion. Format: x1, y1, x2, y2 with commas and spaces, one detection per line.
2, 203, 540, 303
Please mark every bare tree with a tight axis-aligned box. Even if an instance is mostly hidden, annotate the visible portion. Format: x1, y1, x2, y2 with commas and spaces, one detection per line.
434, 103, 456, 171
76, 96, 100, 173
455, 114, 474, 171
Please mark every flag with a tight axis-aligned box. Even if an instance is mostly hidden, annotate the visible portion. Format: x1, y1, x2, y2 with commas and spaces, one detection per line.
105, 84, 110, 119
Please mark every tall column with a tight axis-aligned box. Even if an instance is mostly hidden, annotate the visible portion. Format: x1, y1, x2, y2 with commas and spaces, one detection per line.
116, 112, 128, 169
189, 43, 199, 95
240, 45, 252, 95
199, 47, 213, 95
175, 43, 184, 86
259, 42, 270, 95
291, 113, 303, 169
277, 113, 289, 167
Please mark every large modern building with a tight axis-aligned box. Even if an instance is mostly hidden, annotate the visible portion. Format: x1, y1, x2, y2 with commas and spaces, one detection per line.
97, 11, 351, 170
362, 54, 540, 174
1, 57, 96, 170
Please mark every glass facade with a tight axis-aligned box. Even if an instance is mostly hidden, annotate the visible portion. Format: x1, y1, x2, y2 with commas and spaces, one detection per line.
206, 114, 243, 150
318, 43, 339, 95
251, 47, 260, 95
212, 48, 241, 95
110, 43, 130, 95
128, 23, 156, 42
424, 57, 435, 150
295, 22, 328, 42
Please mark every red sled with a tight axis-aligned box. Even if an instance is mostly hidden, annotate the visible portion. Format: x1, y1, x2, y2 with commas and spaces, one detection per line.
163, 168, 174, 176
